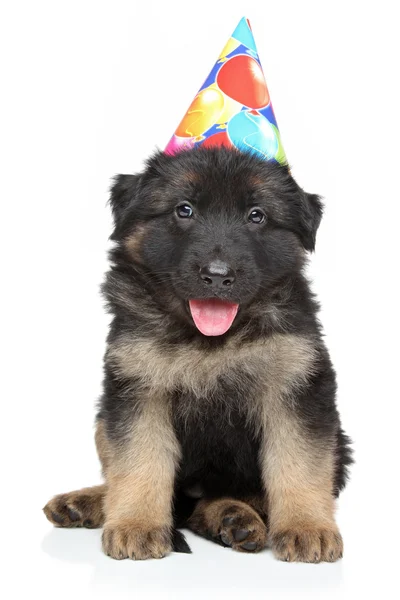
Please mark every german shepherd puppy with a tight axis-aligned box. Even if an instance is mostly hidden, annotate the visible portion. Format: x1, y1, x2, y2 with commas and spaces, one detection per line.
44, 147, 352, 562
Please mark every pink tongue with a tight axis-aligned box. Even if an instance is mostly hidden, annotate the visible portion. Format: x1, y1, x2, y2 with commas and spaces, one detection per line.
189, 299, 239, 336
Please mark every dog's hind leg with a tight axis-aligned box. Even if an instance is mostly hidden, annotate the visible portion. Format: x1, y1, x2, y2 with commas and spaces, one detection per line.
187, 497, 268, 553
43, 484, 106, 528
43, 419, 111, 529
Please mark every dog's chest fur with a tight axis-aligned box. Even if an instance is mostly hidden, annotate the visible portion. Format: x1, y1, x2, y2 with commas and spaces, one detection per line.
105, 331, 319, 496
107, 332, 317, 409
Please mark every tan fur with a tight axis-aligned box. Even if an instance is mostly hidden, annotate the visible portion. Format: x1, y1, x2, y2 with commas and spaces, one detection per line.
101, 393, 181, 559
43, 484, 106, 528
174, 170, 200, 185
256, 350, 342, 561
262, 421, 337, 532
106, 331, 334, 553
102, 521, 171, 560
45, 328, 341, 561
272, 528, 343, 562
95, 419, 113, 476
124, 224, 149, 262
242, 495, 269, 521
106, 332, 318, 398
189, 498, 262, 534
188, 498, 268, 553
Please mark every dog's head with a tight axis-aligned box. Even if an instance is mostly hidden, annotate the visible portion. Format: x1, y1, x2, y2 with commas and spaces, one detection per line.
109, 148, 322, 336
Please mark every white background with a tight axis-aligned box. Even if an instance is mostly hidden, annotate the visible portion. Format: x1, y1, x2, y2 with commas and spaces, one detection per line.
1, 1, 399, 598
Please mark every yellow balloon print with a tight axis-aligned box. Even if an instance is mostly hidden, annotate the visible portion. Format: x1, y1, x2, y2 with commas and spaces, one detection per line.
208, 83, 242, 126
175, 87, 224, 137
218, 37, 240, 61
216, 95, 242, 125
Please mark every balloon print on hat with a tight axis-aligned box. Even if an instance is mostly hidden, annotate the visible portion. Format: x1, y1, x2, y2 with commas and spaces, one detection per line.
227, 110, 280, 161
164, 17, 287, 165
271, 124, 287, 165
217, 55, 270, 109
230, 17, 258, 54
218, 37, 241, 61
165, 135, 196, 155
175, 87, 225, 138
208, 83, 243, 126
201, 130, 232, 149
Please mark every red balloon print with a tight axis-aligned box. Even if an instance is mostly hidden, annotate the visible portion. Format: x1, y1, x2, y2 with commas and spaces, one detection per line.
201, 130, 232, 149
217, 55, 270, 109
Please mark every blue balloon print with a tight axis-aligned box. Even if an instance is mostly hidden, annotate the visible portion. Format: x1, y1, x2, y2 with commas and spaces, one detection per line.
227, 111, 279, 160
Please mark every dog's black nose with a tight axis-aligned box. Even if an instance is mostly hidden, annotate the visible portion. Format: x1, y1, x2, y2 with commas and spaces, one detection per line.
200, 260, 236, 288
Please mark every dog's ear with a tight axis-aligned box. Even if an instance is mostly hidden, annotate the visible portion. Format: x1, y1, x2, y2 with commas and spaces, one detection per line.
109, 174, 141, 239
297, 191, 323, 252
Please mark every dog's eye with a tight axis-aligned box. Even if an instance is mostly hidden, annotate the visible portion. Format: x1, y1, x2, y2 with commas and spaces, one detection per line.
176, 204, 194, 219
248, 208, 266, 224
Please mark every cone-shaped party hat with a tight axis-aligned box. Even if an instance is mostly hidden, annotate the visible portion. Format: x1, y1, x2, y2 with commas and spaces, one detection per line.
165, 17, 286, 164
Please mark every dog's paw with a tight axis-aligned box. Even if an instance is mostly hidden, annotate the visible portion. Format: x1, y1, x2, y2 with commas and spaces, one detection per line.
102, 522, 172, 560
43, 488, 104, 529
271, 528, 343, 563
218, 503, 268, 553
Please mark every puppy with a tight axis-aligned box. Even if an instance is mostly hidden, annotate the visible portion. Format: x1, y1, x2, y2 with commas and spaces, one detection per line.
44, 147, 352, 562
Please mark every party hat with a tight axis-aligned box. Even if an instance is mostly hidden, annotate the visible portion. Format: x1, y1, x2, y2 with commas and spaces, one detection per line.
165, 17, 286, 164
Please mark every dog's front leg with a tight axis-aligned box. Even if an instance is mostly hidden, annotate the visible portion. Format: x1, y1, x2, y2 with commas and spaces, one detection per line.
101, 391, 180, 560
259, 387, 343, 563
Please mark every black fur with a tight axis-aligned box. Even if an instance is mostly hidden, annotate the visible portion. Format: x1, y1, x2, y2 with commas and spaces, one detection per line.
98, 147, 352, 549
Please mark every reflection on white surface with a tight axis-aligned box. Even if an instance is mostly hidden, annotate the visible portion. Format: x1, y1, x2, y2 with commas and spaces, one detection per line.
42, 527, 343, 599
